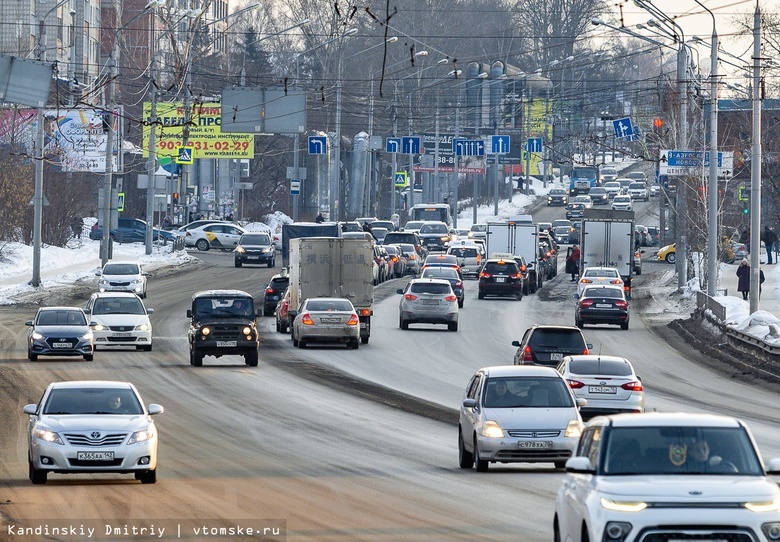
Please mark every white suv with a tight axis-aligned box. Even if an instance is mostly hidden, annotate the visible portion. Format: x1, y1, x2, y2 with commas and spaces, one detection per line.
554, 412, 780, 542
627, 182, 649, 201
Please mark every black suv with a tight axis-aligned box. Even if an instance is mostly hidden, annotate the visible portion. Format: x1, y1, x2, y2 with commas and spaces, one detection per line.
511, 325, 591, 366
187, 290, 260, 367
234, 232, 276, 268
478, 258, 523, 300
262, 272, 290, 316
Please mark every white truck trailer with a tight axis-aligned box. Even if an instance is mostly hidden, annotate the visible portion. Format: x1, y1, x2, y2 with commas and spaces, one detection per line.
288, 237, 375, 343
580, 209, 635, 297
486, 221, 543, 294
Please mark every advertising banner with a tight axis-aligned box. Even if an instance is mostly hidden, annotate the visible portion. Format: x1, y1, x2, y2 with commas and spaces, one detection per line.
413, 133, 486, 174
142, 102, 254, 160
0, 107, 119, 172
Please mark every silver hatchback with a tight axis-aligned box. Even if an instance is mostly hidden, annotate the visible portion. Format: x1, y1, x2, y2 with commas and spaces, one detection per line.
291, 297, 361, 349
397, 278, 458, 331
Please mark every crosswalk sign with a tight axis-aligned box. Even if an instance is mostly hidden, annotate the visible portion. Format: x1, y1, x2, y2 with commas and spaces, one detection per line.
176, 146, 194, 165
394, 171, 408, 188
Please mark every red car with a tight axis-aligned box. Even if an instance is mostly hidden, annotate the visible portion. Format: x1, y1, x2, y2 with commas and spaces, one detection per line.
275, 287, 291, 333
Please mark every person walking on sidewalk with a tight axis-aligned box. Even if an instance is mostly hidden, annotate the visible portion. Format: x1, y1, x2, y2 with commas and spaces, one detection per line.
737, 259, 751, 300
566, 244, 581, 282
762, 226, 777, 264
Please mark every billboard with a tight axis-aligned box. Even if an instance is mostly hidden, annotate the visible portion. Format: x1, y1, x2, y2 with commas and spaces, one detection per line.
0, 107, 120, 172
142, 102, 254, 160
413, 133, 486, 174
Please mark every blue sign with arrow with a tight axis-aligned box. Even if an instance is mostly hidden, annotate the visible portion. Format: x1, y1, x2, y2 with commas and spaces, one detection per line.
308, 135, 328, 155
491, 135, 510, 154
386, 138, 401, 153
402, 136, 421, 154
612, 117, 635, 139
526, 138, 543, 153
453, 139, 484, 156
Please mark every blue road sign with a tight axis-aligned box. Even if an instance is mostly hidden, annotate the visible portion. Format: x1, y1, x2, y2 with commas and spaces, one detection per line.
308, 135, 328, 155
491, 135, 510, 154
665, 150, 723, 168
386, 137, 401, 153
290, 180, 301, 195
394, 171, 408, 188
526, 138, 543, 153
612, 117, 635, 139
453, 139, 484, 156
176, 146, 193, 165
402, 136, 421, 154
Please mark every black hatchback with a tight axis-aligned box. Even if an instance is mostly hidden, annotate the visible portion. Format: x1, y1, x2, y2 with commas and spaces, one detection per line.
262, 273, 290, 316
511, 325, 591, 366
478, 259, 523, 300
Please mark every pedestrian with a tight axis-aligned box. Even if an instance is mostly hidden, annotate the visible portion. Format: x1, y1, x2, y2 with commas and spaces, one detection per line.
69, 215, 83, 239
315, 212, 325, 224
740, 227, 750, 253
736, 259, 751, 300
566, 244, 581, 282
760, 268, 766, 298
762, 226, 777, 264
162, 215, 172, 230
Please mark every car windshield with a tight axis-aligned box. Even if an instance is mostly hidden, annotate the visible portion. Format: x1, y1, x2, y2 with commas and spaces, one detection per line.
448, 247, 478, 258
629, 183, 645, 190
584, 269, 619, 278
404, 221, 424, 230
194, 297, 254, 318
550, 189, 566, 195
410, 282, 451, 295
92, 297, 145, 315
568, 359, 632, 376
422, 268, 458, 279
554, 227, 570, 235
37, 310, 87, 326
306, 299, 353, 312
471, 224, 486, 232
582, 287, 624, 299
42, 387, 144, 415
529, 329, 584, 349
103, 264, 139, 275
602, 426, 763, 476
240, 234, 271, 245
483, 377, 573, 408
420, 223, 448, 234
484, 262, 517, 274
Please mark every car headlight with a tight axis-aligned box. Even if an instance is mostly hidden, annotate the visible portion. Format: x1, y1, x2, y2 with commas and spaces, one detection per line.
600, 498, 647, 512
481, 420, 504, 438
32, 331, 44, 340
235, 246, 245, 253
746, 496, 780, 512
242, 326, 253, 336
98, 279, 108, 286
201, 326, 211, 336
135, 324, 150, 331
132, 279, 142, 285
263, 247, 273, 253
127, 428, 154, 445
80, 331, 93, 340
564, 419, 583, 438
92, 324, 105, 331
34, 427, 64, 445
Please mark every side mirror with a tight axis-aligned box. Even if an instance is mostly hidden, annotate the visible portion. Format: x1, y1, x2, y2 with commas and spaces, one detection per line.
462, 398, 477, 408
766, 457, 780, 475
565, 456, 596, 474
142, 272, 150, 276
255, 310, 262, 317
576, 397, 588, 408
147, 308, 154, 315
23, 404, 37, 415
186, 309, 193, 318
511, 340, 520, 347
25, 320, 33, 326
95, 271, 101, 277
147, 404, 164, 415
396, 289, 404, 295
586, 343, 593, 349
83, 309, 91, 314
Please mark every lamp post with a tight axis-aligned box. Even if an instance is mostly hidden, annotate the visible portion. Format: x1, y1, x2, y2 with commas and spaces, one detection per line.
749, 3, 761, 313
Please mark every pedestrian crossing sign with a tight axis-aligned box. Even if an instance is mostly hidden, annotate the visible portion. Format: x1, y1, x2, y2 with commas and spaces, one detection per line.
176, 146, 194, 165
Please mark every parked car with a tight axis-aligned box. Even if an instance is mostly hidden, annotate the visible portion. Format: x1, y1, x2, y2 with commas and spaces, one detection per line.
96, 261, 149, 298
556, 355, 644, 418
185, 223, 247, 251
397, 278, 459, 331
84, 292, 153, 351
274, 287, 291, 333
234, 232, 275, 268
611, 194, 633, 211
420, 266, 465, 308
23, 380, 163, 484
512, 324, 591, 366
554, 413, 780, 542
291, 297, 360, 349
575, 284, 630, 329
90, 218, 174, 244
458, 365, 585, 471
547, 188, 569, 206
174, 219, 231, 237
26, 306, 95, 361
262, 271, 290, 316
577, 266, 624, 297
374, 244, 392, 283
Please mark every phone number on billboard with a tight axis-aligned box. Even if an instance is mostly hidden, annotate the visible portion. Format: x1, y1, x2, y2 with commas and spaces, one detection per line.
157, 141, 251, 151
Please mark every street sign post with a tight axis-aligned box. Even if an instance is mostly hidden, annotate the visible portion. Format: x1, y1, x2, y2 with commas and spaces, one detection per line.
308, 135, 328, 155
490, 135, 510, 154
175, 146, 193, 165
402, 136, 421, 154
526, 138, 543, 153
386, 137, 401, 153
612, 117, 635, 139
659, 149, 734, 176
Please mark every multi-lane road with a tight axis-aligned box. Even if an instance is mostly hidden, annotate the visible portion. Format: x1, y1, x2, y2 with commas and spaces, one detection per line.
1, 193, 779, 542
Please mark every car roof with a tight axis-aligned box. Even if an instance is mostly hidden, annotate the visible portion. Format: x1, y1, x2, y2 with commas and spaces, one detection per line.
48, 380, 134, 390
589, 412, 742, 429
563, 354, 631, 365
528, 324, 583, 332
90, 292, 142, 298
304, 297, 353, 304
192, 289, 253, 299
409, 278, 452, 286
583, 266, 620, 273
38, 306, 84, 311
479, 365, 562, 378
104, 260, 140, 266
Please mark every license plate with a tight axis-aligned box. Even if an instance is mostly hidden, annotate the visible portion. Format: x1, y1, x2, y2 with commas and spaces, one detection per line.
495, 277, 506, 283
216, 341, 237, 347
550, 353, 563, 361
518, 441, 553, 449
588, 386, 617, 394
52, 342, 73, 349
320, 318, 340, 323
272, 296, 279, 300
247, 256, 259, 260
113, 333, 131, 337
77, 451, 114, 461
422, 299, 439, 305
595, 303, 612, 308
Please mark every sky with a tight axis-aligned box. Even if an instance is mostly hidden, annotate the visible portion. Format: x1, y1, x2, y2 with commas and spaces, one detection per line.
2, 158, 780, 347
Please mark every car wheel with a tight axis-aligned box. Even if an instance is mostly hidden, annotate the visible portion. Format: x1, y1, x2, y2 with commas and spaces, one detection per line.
268, 259, 274, 269
635, 267, 642, 276
29, 459, 47, 484
196, 239, 210, 251
136, 345, 152, 352
28, 349, 37, 361
458, 429, 474, 468
235, 260, 242, 268
298, 339, 306, 349
348, 339, 359, 349
292, 330, 299, 347
458, 299, 464, 308
136, 469, 157, 484
280, 321, 288, 334
575, 317, 584, 329
666, 253, 676, 264
399, 316, 409, 330
361, 335, 369, 344
245, 350, 259, 366
553, 518, 562, 542
581, 525, 590, 542
276, 318, 281, 332
474, 436, 488, 472
192, 350, 203, 367
448, 321, 458, 332
478, 291, 485, 300
83, 353, 93, 361
621, 321, 629, 330
523, 283, 529, 296
515, 292, 522, 301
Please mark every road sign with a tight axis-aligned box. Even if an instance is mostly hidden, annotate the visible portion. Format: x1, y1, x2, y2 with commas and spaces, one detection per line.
290, 180, 301, 195
612, 117, 635, 139
526, 138, 543, 153
394, 171, 408, 188
386, 137, 401, 153
453, 139, 484, 156
738, 186, 750, 202
659, 149, 734, 176
175, 146, 193, 165
117, 192, 125, 212
490, 135, 510, 154
402, 136, 421, 154
236, 182, 253, 190
308, 135, 328, 155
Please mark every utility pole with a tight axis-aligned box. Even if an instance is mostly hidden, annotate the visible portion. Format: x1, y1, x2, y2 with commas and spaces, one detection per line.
675, 43, 689, 291
749, 2, 761, 313
100, 52, 118, 267
145, 50, 159, 255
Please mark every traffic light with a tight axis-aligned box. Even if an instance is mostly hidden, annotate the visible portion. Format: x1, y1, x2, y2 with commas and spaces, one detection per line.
653, 117, 663, 132
172, 192, 179, 204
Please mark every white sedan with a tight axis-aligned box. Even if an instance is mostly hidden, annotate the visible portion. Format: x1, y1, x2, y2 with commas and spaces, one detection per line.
24, 380, 163, 484
84, 292, 153, 351
577, 266, 624, 297
611, 194, 633, 211
185, 223, 247, 251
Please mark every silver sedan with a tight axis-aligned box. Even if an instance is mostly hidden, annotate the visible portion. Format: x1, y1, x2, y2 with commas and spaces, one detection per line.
291, 297, 360, 349
397, 278, 459, 331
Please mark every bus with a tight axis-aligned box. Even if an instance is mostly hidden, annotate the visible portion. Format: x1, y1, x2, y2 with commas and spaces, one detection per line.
409, 204, 453, 227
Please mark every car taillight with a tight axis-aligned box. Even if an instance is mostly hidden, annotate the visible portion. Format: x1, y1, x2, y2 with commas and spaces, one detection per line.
580, 278, 593, 284
266, 288, 274, 294
404, 294, 417, 301
480, 272, 491, 279
454, 281, 463, 289
509, 273, 521, 279
347, 314, 359, 326
522, 346, 533, 362
520, 265, 527, 272
610, 279, 622, 285
301, 313, 314, 325
358, 308, 370, 316
579, 299, 594, 308
445, 294, 457, 302
567, 379, 585, 389
582, 346, 589, 355
621, 381, 643, 392
615, 300, 628, 308
409, 254, 416, 260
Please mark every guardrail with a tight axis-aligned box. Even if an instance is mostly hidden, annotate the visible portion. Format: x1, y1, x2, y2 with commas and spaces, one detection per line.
695, 290, 727, 323
170, 236, 185, 252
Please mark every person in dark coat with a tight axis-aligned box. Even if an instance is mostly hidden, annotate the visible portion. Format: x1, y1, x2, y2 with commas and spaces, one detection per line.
736, 259, 751, 300
566, 244, 581, 282
315, 212, 325, 224
762, 226, 777, 264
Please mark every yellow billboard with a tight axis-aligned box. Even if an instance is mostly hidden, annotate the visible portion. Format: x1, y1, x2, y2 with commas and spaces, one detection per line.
142, 102, 254, 159
528, 98, 551, 176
